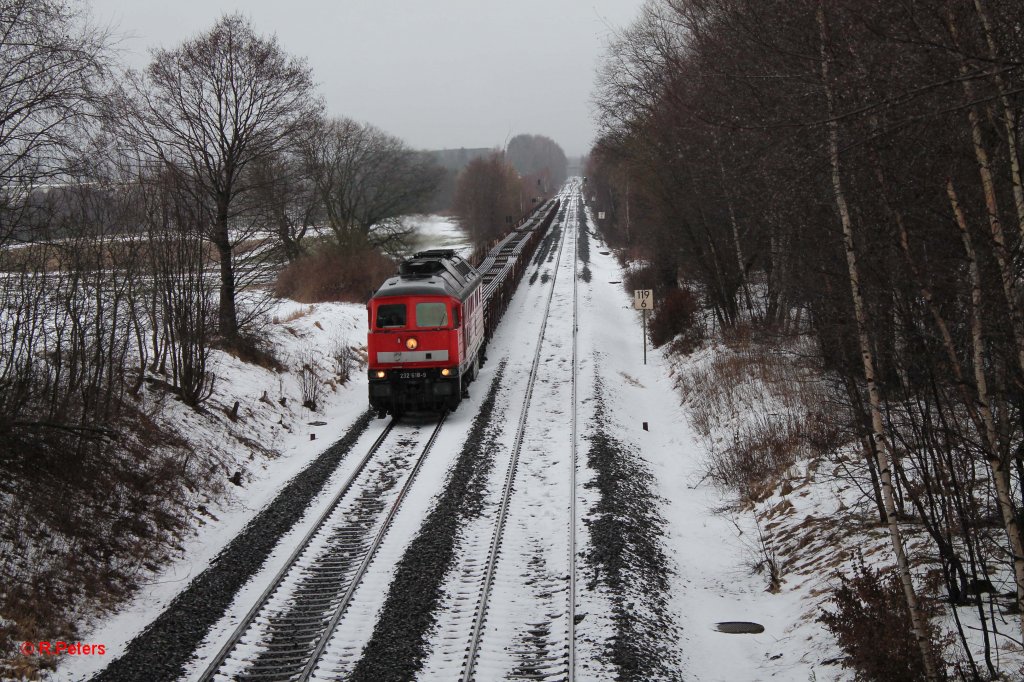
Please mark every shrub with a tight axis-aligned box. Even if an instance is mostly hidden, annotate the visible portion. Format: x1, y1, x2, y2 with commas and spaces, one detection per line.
622, 264, 658, 297
219, 331, 283, 372
649, 288, 701, 348
274, 242, 395, 303
706, 412, 809, 501
330, 335, 357, 384
819, 556, 945, 681
298, 348, 323, 411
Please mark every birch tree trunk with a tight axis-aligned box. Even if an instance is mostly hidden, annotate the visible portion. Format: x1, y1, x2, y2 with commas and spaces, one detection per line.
947, 178, 1024, 636
945, 8, 1024, 377
711, 131, 755, 319
972, 0, 1024, 240
817, 5, 938, 678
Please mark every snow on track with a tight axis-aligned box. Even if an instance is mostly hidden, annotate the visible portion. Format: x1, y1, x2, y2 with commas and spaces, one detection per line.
307, 406, 484, 680
415, 182, 601, 681
197, 418, 445, 680
577, 202, 818, 680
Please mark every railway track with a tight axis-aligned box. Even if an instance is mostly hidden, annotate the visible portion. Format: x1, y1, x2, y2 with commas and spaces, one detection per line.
454, 186, 581, 682
197, 415, 446, 682
568, 192, 579, 682
195, 184, 584, 682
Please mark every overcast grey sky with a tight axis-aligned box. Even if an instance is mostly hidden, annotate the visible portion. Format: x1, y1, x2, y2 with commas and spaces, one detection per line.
87, 1, 645, 157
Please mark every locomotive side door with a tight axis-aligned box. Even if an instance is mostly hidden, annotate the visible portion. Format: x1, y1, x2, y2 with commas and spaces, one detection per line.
457, 301, 466, 368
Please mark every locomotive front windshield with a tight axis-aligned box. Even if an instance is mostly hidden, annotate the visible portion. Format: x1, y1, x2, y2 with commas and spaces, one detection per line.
415, 302, 449, 328
376, 303, 406, 328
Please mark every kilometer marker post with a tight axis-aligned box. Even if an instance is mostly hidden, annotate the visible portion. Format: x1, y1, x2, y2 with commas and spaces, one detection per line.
633, 289, 653, 365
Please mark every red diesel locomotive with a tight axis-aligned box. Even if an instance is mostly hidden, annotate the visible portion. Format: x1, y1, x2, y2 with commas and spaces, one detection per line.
367, 249, 485, 416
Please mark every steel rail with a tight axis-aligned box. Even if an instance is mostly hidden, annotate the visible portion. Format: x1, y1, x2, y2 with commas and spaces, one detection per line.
199, 413, 446, 681
567, 190, 579, 682
198, 418, 397, 682
461, 188, 574, 682
300, 412, 447, 680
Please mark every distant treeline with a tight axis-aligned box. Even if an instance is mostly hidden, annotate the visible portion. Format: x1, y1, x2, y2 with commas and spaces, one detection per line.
423, 137, 569, 215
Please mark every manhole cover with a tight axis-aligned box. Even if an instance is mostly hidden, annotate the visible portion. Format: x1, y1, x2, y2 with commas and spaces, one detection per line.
308, 420, 327, 426
716, 621, 765, 634
608, 280, 622, 284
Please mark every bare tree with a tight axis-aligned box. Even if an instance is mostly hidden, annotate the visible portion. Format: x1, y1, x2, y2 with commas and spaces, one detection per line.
452, 151, 523, 247
137, 170, 217, 406
119, 13, 321, 342
816, 4, 937, 677
0, 0, 108, 246
302, 116, 443, 255
248, 151, 319, 262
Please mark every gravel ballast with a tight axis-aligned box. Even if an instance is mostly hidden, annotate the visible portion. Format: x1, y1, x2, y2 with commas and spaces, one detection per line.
348, 364, 506, 682
584, 377, 681, 680
91, 410, 374, 682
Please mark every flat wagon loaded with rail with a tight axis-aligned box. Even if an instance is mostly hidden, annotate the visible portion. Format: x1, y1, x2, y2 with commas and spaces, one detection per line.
367, 199, 560, 416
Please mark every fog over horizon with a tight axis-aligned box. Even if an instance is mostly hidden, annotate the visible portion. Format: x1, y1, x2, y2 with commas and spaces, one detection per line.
88, 0, 646, 158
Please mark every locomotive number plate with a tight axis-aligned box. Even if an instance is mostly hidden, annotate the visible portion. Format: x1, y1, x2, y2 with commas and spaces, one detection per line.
399, 371, 427, 379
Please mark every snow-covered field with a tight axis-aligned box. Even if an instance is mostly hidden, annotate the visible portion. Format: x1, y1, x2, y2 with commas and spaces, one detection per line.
401, 215, 471, 258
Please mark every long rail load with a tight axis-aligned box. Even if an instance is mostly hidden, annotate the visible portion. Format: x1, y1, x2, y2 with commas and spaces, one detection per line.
366, 200, 560, 417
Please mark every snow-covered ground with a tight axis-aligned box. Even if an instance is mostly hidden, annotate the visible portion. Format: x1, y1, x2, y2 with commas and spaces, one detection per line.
52, 194, 882, 681
52, 218, 468, 681
54, 301, 370, 681
402, 214, 471, 258
572, 206, 834, 680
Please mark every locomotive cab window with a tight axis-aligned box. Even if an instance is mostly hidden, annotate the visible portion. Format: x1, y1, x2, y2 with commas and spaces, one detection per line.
416, 302, 449, 328
376, 303, 406, 328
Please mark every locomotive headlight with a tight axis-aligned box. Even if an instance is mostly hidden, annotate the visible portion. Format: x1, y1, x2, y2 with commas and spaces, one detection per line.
375, 370, 386, 379
406, 337, 418, 350
441, 368, 451, 377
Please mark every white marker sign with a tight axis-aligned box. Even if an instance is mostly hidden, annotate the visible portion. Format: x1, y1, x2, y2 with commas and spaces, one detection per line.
634, 289, 653, 364
633, 289, 653, 310
598, 211, 605, 219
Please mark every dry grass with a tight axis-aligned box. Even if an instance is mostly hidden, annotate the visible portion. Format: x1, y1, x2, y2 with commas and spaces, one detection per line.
0, 407, 200, 678
218, 332, 283, 372
273, 306, 313, 324
274, 243, 395, 304
677, 327, 843, 502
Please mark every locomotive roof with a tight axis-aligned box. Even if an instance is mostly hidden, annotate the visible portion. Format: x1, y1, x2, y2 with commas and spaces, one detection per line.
372, 250, 481, 300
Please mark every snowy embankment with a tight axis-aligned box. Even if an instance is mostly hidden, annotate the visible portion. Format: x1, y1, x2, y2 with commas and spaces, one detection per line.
669, 338, 852, 679
574, 212, 838, 680
668, 294, 1024, 674
54, 301, 370, 681
53, 217, 467, 681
